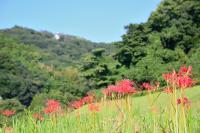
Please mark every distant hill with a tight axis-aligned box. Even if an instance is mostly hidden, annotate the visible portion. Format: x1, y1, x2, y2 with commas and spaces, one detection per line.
0, 26, 115, 68
0, 26, 115, 106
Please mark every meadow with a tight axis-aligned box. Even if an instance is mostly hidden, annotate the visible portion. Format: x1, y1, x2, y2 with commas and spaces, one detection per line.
1, 66, 200, 133
1, 87, 200, 132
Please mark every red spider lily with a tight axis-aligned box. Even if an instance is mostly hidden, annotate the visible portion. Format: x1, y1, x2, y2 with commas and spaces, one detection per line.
102, 89, 111, 96
82, 95, 94, 104
116, 79, 134, 88
177, 97, 190, 105
1, 109, 16, 117
177, 98, 182, 104
178, 66, 192, 76
70, 94, 95, 110
119, 85, 137, 94
46, 99, 60, 107
182, 97, 190, 104
142, 83, 156, 91
106, 85, 119, 93
71, 100, 84, 109
163, 70, 178, 85
108, 84, 136, 94
43, 99, 61, 114
102, 79, 137, 96
117, 79, 137, 94
163, 87, 173, 93
163, 66, 195, 89
33, 113, 44, 121
5, 127, 12, 133
177, 76, 193, 88
88, 103, 99, 112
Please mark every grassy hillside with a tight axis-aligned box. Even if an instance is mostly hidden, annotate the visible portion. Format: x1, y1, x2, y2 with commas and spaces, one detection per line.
1, 86, 199, 133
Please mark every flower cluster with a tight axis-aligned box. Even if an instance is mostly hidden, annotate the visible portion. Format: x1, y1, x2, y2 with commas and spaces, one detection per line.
163, 66, 194, 89
102, 79, 137, 96
33, 113, 44, 121
163, 66, 194, 109
163, 87, 173, 94
71, 95, 94, 109
1, 109, 16, 117
177, 97, 190, 105
142, 82, 159, 91
43, 99, 61, 114
88, 103, 99, 112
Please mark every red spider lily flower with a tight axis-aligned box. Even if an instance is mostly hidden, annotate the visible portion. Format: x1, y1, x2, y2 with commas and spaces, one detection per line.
117, 80, 136, 94
5, 127, 12, 133
177, 97, 190, 105
126, 87, 137, 94
177, 98, 182, 104
107, 85, 121, 93
88, 103, 99, 112
163, 87, 173, 94
178, 66, 192, 76
82, 95, 94, 104
102, 89, 111, 96
107, 85, 119, 93
163, 70, 178, 85
177, 76, 193, 88
182, 97, 190, 104
162, 73, 170, 82
163, 66, 195, 89
71, 100, 84, 109
116, 79, 134, 87
43, 99, 61, 114
33, 113, 44, 121
102, 79, 137, 95
119, 85, 137, 94
46, 99, 60, 107
142, 83, 155, 91
1, 109, 16, 117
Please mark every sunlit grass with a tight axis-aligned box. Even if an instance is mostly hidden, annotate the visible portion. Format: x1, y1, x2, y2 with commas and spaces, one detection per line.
1, 86, 200, 133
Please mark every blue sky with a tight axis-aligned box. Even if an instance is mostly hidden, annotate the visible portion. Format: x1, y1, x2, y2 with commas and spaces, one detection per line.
0, 0, 161, 42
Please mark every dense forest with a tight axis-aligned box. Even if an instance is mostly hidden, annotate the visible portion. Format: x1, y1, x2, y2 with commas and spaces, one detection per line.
0, 0, 200, 113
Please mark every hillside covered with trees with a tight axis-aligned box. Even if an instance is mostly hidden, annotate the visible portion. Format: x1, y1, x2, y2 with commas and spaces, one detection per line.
0, 0, 200, 112
81, 0, 200, 90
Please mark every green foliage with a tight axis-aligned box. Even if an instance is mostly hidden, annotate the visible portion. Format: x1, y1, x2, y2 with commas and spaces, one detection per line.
80, 0, 200, 89
80, 49, 121, 89
29, 90, 76, 112
91, 48, 105, 57
0, 26, 115, 68
0, 99, 25, 112
187, 47, 200, 82
110, 0, 200, 84
1, 0, 200, 110
114, 47, 133, 67
0, 99, 25, 127
0, 34, 88, 106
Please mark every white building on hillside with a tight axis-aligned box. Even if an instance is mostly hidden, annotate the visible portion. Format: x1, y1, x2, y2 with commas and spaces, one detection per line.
54, 33, 60, 40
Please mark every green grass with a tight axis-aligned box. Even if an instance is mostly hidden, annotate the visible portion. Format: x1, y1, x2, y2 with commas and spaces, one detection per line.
1, 86, 200, 133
